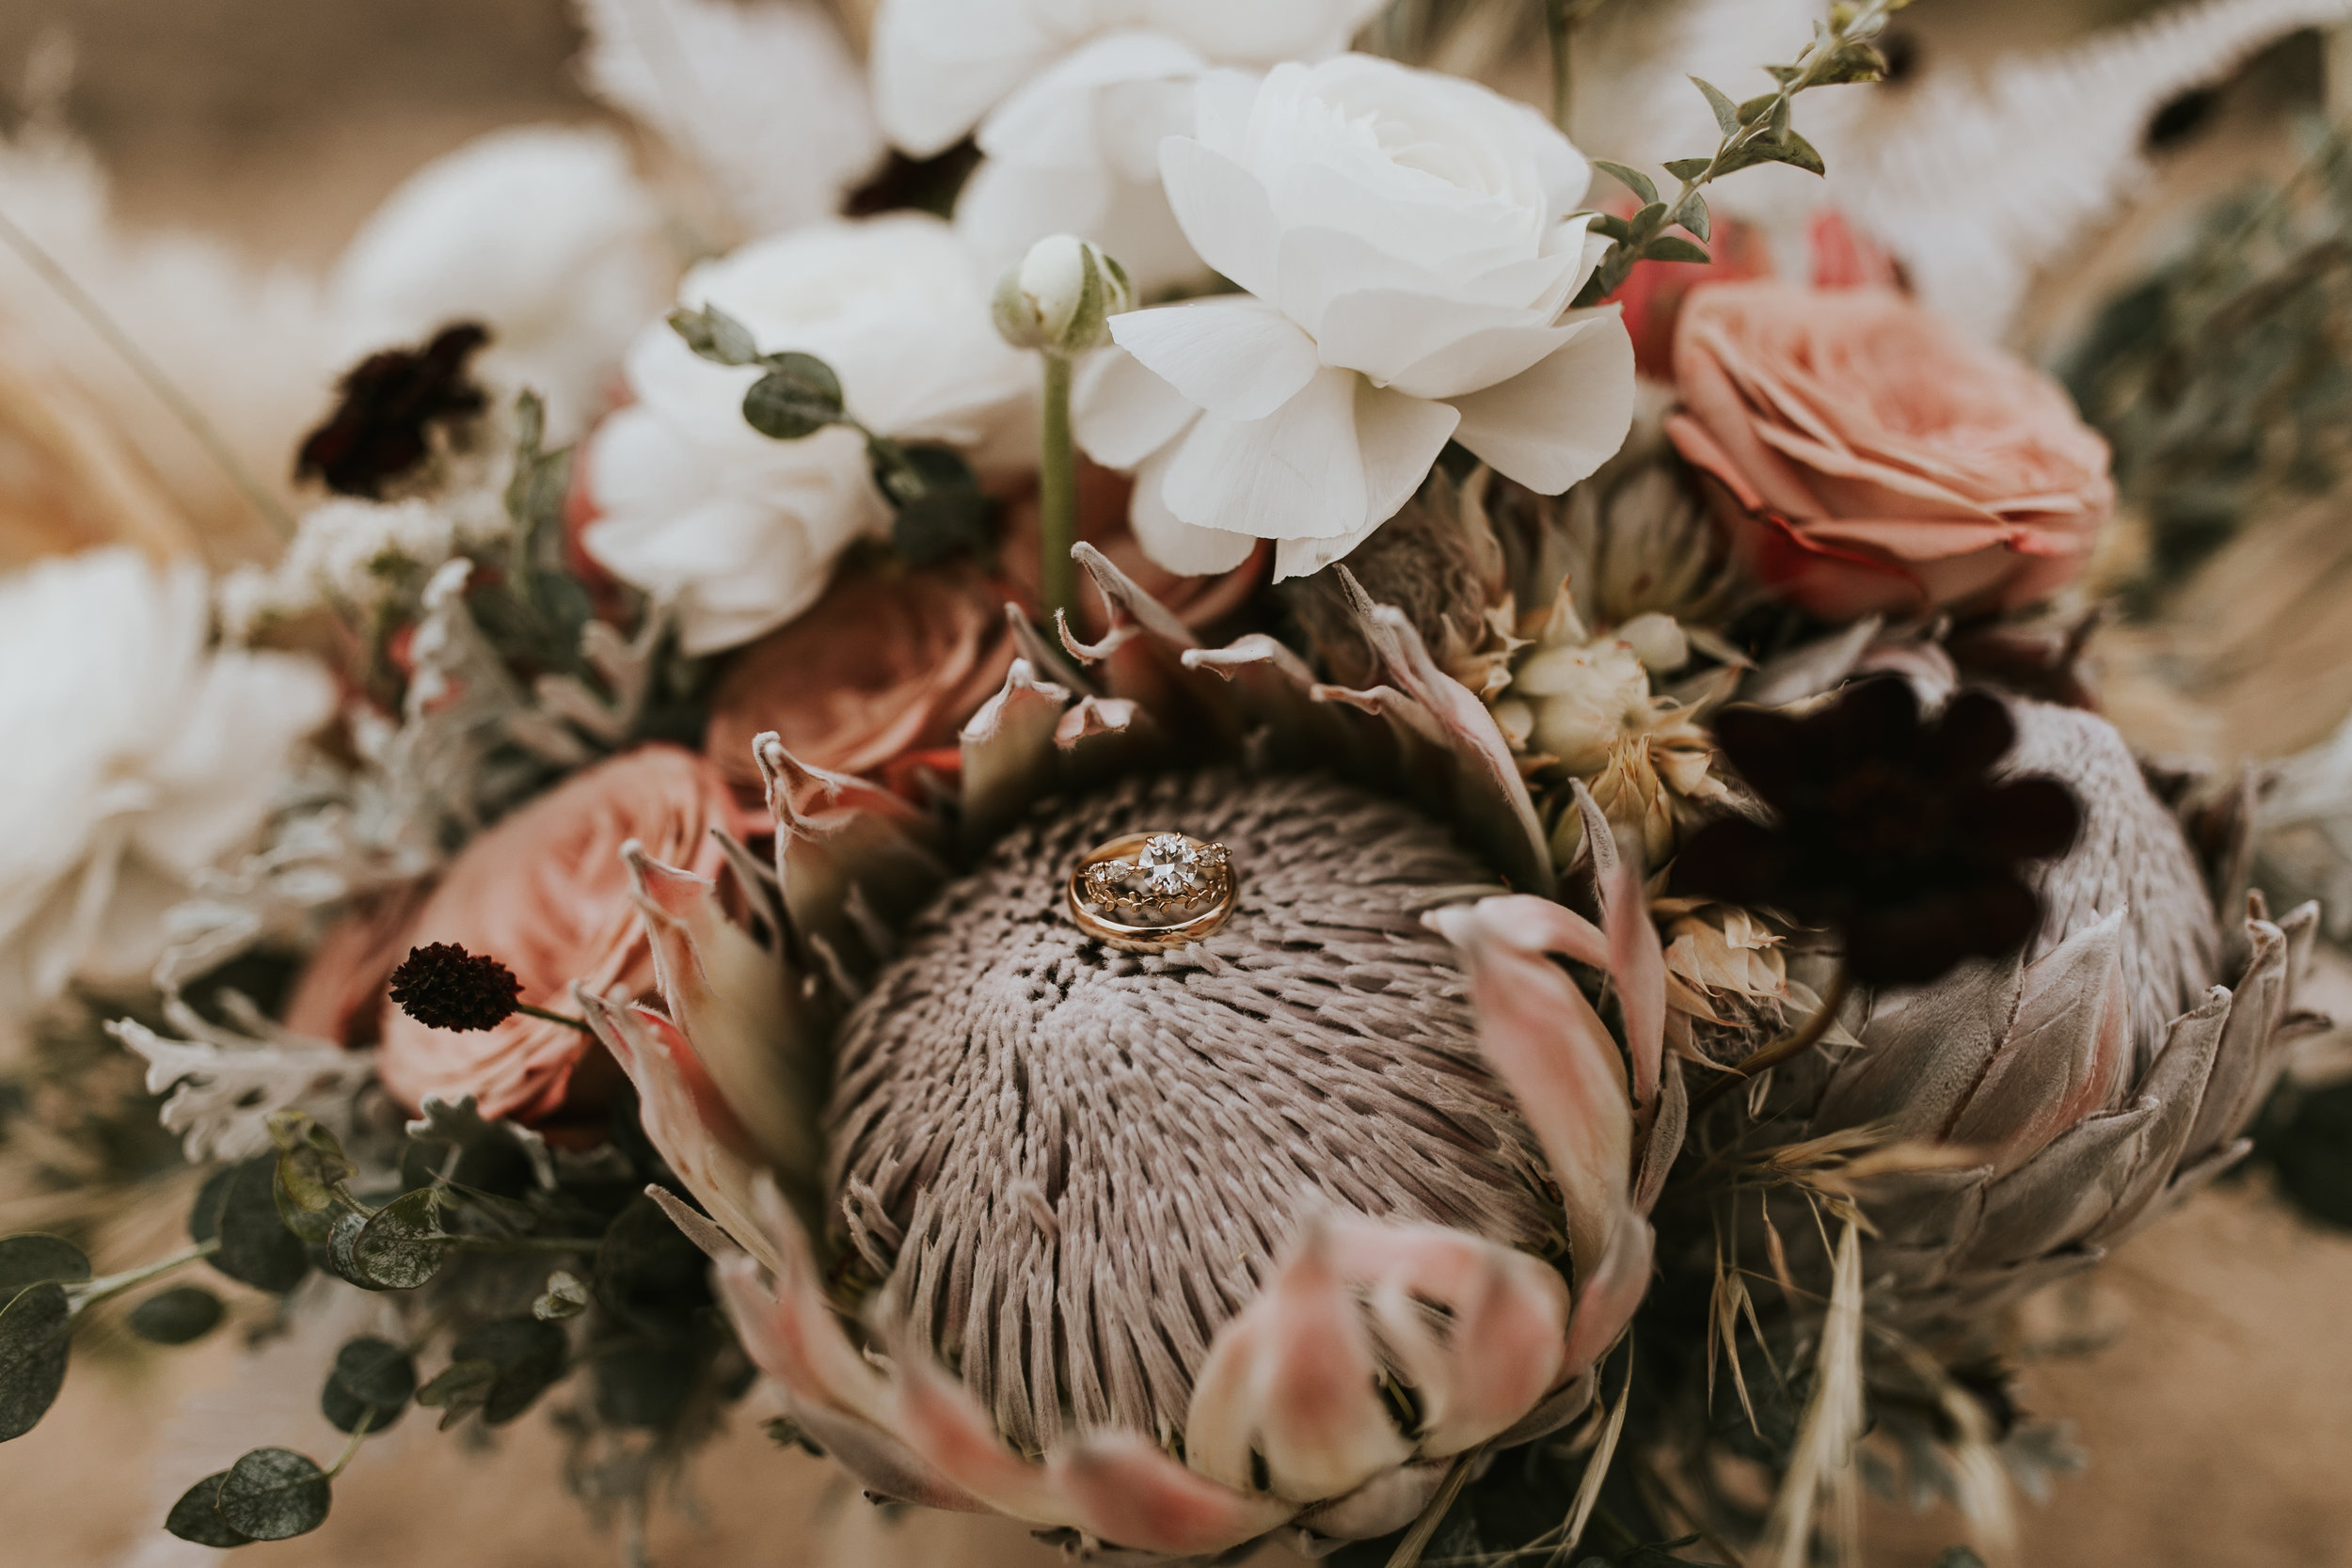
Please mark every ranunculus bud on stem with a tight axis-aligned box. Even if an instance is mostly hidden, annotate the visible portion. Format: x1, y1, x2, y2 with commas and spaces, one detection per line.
388, 942, 593, 1036
994, 235, 1135, 626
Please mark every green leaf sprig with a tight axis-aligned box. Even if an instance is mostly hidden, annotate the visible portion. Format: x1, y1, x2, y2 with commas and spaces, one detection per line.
670, 302, 993, 566
1577, 0, 1914, 304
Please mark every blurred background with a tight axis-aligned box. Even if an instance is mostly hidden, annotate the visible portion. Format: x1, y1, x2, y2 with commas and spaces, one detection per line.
1, 3, 2349, 1565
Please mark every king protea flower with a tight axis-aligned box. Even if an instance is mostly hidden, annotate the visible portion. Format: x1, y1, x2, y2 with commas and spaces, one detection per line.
577, 548, 1677, 1555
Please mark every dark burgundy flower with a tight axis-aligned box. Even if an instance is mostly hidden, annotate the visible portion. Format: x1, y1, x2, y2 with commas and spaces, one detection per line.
1677, 677, 2081, 986
388, 942, 522, 1033
296, 323, 490, 499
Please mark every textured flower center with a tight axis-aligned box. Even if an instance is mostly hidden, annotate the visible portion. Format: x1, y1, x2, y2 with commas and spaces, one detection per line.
824, 770, 1563, 1458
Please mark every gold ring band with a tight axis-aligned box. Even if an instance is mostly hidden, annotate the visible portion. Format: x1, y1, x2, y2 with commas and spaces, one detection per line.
1066, 832, 1236, 953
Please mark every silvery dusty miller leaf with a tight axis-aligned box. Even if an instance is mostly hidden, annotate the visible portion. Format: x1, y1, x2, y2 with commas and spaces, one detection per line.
0, 1281, 72, 1442
216, 1447, 332, 1541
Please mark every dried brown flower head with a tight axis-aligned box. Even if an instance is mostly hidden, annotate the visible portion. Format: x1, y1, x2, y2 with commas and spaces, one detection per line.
388, 942, 521, 1033
295, 323, 490, 499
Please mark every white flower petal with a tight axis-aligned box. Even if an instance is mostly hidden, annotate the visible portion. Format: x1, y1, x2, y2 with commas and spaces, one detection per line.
870, 0, 1060, 157
1073, 345, 1200, 470
1159, 136, 1282, 298
1314, 291, 1565, 395
1271, 382, 1456, 580
1130, 447, 1259, 576
1448, 309, 1636, 495
1162, 365, 1367, 542
1109, 296, 1320, 421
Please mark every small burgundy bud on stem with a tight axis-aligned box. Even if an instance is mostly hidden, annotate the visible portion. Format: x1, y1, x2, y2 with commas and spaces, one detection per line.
387, 942, 592, 1035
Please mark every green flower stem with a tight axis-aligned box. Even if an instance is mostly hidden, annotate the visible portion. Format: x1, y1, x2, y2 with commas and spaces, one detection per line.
1038, 351, 1079, 628
1547, 0, 1576, 133
0, 202, 295, 540
1691, 967, 1855, 1116
515, 1001, 594, 1036
65, 1239, 220, 1313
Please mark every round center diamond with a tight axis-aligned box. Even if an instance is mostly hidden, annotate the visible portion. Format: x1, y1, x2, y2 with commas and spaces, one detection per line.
1137, 833, 1201, 896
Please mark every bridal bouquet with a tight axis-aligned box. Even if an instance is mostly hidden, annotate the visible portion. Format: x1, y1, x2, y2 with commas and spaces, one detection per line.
1, 1, 2340, 1564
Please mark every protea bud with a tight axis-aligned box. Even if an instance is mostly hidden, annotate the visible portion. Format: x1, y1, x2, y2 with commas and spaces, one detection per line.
992, 233, 1135, 357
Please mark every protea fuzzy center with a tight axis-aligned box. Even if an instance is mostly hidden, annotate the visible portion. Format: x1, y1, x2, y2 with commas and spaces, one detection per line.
826, 769, 1564, 1463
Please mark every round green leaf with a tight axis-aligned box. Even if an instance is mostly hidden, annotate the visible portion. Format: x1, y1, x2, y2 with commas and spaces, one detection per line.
0, 1235, 90, 1302
415, 1357, 499, 1429
322, 1336, 416, 1434
451, 1317, 567, 1426
163, 1471, 250, 1547
349, 1189, 448, 1291
211, 1157, 310, 1294
215, 1447, 332, 1542
188, 1166, 237, 1246
0, 1282, 72, 1443
741, 354, 844, 440
128, 1286, 226, 1346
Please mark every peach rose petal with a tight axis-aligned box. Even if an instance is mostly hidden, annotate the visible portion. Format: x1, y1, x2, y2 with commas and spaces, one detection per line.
377, 744, 739, 1123
1669, 282, 2114, 620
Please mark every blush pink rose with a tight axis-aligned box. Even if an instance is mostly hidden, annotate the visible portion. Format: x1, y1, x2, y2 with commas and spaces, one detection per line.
1665, 281, 2114, 621
377, 744, 740, 1124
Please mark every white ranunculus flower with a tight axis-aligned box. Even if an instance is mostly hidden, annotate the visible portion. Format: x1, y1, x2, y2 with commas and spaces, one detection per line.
876, 0, 1385, 292
1073, 55, 1637, 581
581, 215, 1035, 656
0, 549, 335, 1025
331, 126, 672, 441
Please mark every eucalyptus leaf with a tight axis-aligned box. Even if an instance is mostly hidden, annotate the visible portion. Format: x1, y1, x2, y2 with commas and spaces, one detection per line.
1770, 129, 1827, 178
0, 1281, 71, 1442
668, 303, 760, 366
212, 1156, 310, 1294
415, 1357, 500, 1431
268, 1111, 355, 1213
1673, 191, 1711, 243
323, 1337, 416, 1434
189, 1166, 236, 1246
1935, 1552, 1990, 1568
1662, 157, 1712, 182
216, 1447, 332, 1542
164, 1472, 250, 1548
885, 445, 993, 566
1736, 91, 1779, 124
129, 1286, 226, 1346
0, 1235, 89, 1302
1592, 160, 1658, 206
1691, 76, 1741, 136
742, 353, 847, 441
1644, 235, 1713, 265
450, 1318, 568, 1426
347, 1189, 448, 1291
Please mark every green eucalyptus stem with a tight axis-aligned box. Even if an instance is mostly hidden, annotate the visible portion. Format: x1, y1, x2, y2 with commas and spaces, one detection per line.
515, 1001, 595, 1036
0, 201, 296, 540
1038, 351, 1079, 627
1547, 0, 1576, 132
325, 1409, 375, 1479
65, 1238, 220, 1313
1691, 967, 1854, 1115
442, 1235, 603, 1255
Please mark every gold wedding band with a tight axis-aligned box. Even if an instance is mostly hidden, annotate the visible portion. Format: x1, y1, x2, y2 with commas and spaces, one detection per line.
1066, 832, 1236, 953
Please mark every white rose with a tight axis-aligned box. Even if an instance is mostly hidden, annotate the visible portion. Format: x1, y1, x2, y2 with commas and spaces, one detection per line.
872, 0, 1382, 159
0, 549, 335, 1023
330, 126, 671, 440
1073, 55, 1636, 581
581, 215, 1034, 656
876, 0, 1384, 293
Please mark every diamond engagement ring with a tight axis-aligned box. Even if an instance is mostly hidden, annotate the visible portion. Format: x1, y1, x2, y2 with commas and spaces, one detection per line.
1066, 832, 1236, 952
